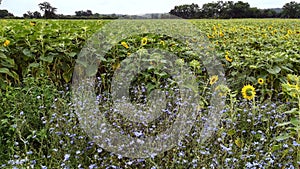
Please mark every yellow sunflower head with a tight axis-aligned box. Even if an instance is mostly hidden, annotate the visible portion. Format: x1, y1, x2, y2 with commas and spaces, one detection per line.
141, 37, 147, 46
121, 41, 129, 49
257, 78, 264, 85
225, 52, 233, 62
210, 75, 218, 85
241, 84, 256, 100
30, 21, 36, 26
219, 31, 224, 37
3, 40, 10, 47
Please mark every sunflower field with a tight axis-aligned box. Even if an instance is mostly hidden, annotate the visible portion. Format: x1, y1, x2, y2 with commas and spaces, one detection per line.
0, 19, 300, 168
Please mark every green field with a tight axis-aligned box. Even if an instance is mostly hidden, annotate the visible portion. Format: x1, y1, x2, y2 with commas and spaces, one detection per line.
0, 19, 300, 168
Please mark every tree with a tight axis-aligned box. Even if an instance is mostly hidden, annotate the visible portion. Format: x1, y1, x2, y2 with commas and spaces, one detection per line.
282, 1, 300, 18
218, 1, 234, 18
38, 2, 57, 19
23, 11, 33, 18
260, 9, 277, 18
169, 3, 200, 19
23, 11, 42, 19
33, 11, 42, 18
75, 10, 93, 17
0, 9, 14, 18
230, 1, 251, 18
248, 7, 261, 18
201, 2, 219, 18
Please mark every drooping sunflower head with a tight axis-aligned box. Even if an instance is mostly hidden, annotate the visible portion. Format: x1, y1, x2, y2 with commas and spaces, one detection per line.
210, 75, 218, 85
241, 84, 256, 100
257, 78, 264, 85
121, 41, 129, 49
225, 52, 233, 62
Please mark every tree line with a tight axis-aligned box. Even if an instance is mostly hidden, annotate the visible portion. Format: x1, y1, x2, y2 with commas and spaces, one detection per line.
0, 1, 300, 19
169, 1, 300, 19
0, 2, 118, 19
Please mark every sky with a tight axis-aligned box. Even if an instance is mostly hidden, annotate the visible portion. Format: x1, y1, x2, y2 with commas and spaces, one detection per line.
1, 0, 299, 17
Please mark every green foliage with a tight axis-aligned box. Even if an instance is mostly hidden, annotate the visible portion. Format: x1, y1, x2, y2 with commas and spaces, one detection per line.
0, 19, 108, 88
0, 75, 58, 163
282, 1, 300, 18
277, 74, 300, 162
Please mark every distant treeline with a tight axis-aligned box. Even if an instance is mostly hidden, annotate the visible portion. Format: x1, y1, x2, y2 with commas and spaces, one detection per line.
0, 1, 300, 19
169, 1, 300, 19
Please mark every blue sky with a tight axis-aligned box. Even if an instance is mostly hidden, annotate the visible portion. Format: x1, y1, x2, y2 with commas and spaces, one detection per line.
1, 0, 299, 16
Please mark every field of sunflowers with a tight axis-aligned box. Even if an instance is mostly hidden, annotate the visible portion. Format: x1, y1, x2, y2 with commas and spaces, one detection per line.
0, 19, 300, 168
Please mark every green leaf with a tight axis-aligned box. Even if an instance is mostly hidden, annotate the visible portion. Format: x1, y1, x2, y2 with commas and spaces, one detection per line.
1, 57, 15, 68
276, 121, 291, 127
0, 52, 7, 59
23, 48, 34, 58
76, 60, 88, 68
29, 62, 40, 68
274, 133, 290, 141
271, 144, 280, 152
227, 129, 236, 136
290, 118, 300, 127
63, 68, 73, 83
0, 68, 14, 78
280, 65, 294, 73
68, 52, 77, 58
235, 137, 243, 148
40, 55, 54, 63
284, 108, 298, 114
10, 71, 19, 81
86, 64, 98, 77
95, 54, 107, 61
267, 66, 281, 75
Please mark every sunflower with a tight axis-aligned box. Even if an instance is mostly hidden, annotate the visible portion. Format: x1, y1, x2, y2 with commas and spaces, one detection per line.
206, 34, 213, 39
219, 31, 224, 37
257, 78, 264, 85
268, 26, 273, 30
141, 37, 147, 46
225, 52, 233, 62
3, 40, 10, 47
121, 41, 129, 49
210, 75, 218, 85
30, 21, 36, 26
241, 85, 256, 100
213, 25, 217, 32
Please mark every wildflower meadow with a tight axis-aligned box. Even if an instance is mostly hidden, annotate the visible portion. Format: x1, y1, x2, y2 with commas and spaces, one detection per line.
0, 18, 300, 168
